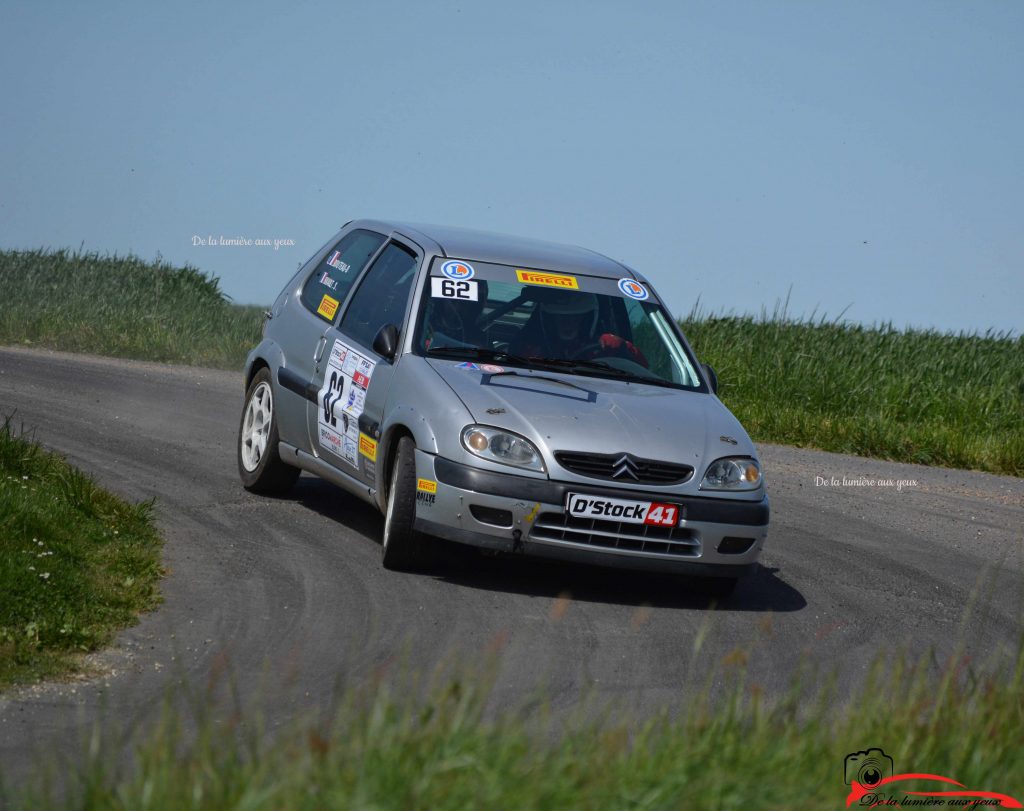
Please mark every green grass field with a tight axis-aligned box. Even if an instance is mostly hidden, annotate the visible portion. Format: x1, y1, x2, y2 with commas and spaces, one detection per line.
0, 248, 264, 369
9, 644, 1023, 809
1, 248, 1020, 475
0, 418, 163, 689
681, 307, 1024, 477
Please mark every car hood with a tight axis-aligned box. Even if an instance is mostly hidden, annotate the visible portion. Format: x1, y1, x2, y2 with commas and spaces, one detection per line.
424, 359, 757, 476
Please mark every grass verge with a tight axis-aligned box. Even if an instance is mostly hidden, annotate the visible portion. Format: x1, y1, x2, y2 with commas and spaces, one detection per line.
0, 247, 263, 368
0, 418, 163, 689
8, 644, 1023, 809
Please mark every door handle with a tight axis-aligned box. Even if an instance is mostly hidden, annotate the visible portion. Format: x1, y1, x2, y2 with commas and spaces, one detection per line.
314, 335, 328, 363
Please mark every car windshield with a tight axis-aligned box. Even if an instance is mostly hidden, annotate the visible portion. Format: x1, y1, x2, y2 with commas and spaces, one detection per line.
413, 261, 704, 389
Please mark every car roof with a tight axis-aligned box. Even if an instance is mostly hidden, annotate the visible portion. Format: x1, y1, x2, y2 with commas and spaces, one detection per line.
348, 218, 640, 280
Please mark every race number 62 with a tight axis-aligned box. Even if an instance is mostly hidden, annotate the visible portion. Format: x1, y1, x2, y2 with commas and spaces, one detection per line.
432, 277, 478, 301
443, 279, 470, 298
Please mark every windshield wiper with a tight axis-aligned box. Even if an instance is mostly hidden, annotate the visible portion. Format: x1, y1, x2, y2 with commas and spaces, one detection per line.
525, 356, 655, 382
425, 346, 537, 367
426, 346, 665, 385
552, 357, 677, 386
547, 357, 631, 375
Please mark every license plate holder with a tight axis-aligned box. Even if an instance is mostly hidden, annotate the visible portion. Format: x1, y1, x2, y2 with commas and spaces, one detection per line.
565, 493, 681, 527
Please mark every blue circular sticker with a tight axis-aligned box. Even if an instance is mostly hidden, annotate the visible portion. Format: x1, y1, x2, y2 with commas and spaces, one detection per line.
618, 278, 648, 300
441, 260, 475, 281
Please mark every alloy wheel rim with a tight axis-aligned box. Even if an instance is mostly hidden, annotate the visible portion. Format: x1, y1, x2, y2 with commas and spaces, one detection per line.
241, 382, 272, 472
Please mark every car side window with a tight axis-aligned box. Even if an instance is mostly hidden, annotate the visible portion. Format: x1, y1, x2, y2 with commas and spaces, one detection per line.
339, 242, 419, 350
624, 299, 697, 385
300, 229, 387, 322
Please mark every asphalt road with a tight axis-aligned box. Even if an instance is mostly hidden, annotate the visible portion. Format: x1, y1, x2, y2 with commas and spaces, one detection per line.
1, 346, 1021, 785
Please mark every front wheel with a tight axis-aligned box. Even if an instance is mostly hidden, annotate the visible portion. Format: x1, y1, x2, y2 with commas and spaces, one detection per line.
381, 436, 428, 571
237, 367, 300, 494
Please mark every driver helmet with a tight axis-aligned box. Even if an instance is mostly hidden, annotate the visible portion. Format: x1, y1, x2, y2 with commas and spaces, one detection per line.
537, 290, 599, 338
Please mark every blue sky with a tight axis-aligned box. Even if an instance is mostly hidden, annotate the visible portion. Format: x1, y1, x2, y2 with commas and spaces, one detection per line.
2, 1, 1021, 334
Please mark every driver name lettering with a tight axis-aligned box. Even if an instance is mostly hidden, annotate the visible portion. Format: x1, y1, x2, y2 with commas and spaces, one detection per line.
326, 251, 351, 272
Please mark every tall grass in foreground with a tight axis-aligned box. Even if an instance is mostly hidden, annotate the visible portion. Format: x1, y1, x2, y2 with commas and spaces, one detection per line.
0, 248, 263, 368
8, 643, 1023, 809
0, 418, 163, 688
681, 304, 1024, 476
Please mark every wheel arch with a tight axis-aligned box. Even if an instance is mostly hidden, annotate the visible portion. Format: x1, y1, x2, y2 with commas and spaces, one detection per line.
246, 358, 270, 390
375, 412, 438, 511
376, 425, 410, 509
243, 339, 286, 392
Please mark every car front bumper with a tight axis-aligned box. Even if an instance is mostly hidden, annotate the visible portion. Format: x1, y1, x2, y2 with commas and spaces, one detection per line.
413, 452, 769, 577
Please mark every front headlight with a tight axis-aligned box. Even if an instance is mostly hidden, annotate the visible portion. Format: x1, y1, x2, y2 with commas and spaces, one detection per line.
461, 425, 545, 473
700, 457, 761, 491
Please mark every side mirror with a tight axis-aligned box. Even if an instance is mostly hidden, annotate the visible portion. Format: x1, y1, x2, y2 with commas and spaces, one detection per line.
372, 323, 399, 362
701, 362, 718, 395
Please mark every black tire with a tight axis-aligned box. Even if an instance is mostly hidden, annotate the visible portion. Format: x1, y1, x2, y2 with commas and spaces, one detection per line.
381, 436, 428, 571
237, 367, 300, 494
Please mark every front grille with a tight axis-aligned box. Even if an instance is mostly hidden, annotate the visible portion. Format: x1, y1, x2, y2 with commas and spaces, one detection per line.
555, 451, 694, 485
530, 512, 700, 558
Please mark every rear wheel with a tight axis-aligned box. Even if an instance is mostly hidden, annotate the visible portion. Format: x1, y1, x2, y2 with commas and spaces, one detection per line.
381, 436, 428, 571
237, 367, 300, 494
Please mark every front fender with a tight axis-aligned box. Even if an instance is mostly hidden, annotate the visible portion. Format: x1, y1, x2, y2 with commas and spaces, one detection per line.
373, 406, 439, 511
370, 353, 476, 510
244, 339, 286, 390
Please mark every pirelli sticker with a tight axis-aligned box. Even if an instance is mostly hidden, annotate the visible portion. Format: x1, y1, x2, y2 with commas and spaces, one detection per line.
416, 478, 437, 506
515, 269, 579, 289
358, 433, 377, 462
317, 294, 340, 320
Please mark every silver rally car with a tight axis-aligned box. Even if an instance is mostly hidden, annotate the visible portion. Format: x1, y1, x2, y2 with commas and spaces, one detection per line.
238, 219, 769, 594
